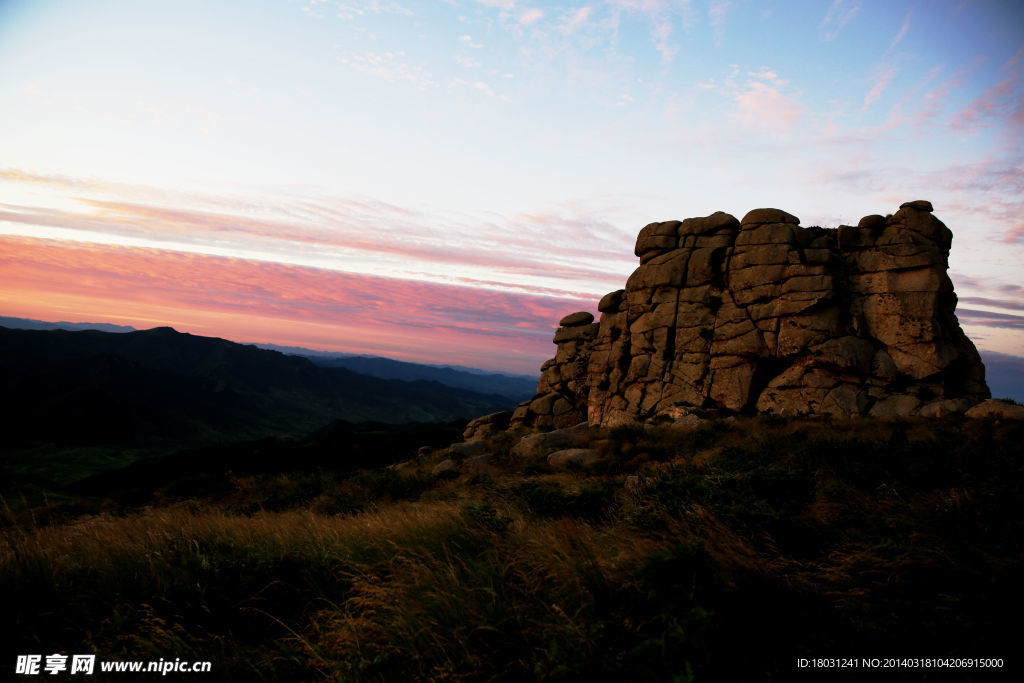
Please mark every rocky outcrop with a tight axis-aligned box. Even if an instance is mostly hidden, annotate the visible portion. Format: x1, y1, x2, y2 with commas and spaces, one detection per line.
511, 202, 989, 426
510, 314, 598, 429
463, 410, 513, 440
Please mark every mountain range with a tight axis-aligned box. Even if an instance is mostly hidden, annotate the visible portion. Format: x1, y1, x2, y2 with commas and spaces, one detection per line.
0, 325, 524, 448
0, 316, 538, 401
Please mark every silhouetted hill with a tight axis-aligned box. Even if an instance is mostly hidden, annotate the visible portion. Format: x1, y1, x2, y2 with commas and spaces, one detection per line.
306, 355, 537, 402
0, 315, 136, 333
254, 342, 538, 401
0, 326, 514, 448
1, 318, 538, 400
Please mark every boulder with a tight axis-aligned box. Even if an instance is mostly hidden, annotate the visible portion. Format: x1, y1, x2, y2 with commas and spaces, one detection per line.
899, 199, 934, 212
464, 453, 497, 473
965, 399, 1024, 420
858, 214, 887, 230
547, 448, 604, 469
463, 411, 514, 440
868, 395, 921, 418
741, 208, 800, 226
598, 289, 625, 313
449, 440, 488, 458
560, 311, 596, 327
511, 423, 590, 458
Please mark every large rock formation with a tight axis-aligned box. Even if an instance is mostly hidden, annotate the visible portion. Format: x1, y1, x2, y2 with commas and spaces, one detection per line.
511, 201, 989, 427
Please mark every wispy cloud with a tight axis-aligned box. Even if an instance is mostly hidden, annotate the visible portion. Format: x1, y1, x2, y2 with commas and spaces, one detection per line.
0, 170, 635, 299
651, 17, 676, 61
747, 67, 785, 87
603, 0, 691, 61
1004, 221, 1024, 243
950, 73, 1024, 135
341, 51, 435, 89
0, 236, 589, 372
450, 76, 506, 99
708, 0, 731, 47
863, 65, 898, 110
335, 0, 413, 20
959, 296, 1024, 312
911, 68, 967, 130
888, 12, 911, 51
471, 0, 515, 9
957, 308, 1024, 330
819, 0, 861, 41
519, 8, 544, 26
455, 54, 481, 68
561, 6, 592, 33
731, 70, 804, 132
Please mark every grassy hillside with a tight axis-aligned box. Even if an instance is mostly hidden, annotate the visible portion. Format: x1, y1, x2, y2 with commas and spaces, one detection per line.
2, 415, 1020, 681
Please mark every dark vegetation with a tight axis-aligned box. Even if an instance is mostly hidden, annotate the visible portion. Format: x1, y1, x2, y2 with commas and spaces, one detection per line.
2, 414, 1021, 681
0, 325, 515, 449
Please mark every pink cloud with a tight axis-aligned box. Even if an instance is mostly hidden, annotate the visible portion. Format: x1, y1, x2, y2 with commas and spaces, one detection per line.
951, 47, 1024, 134
561, 6, 592, 33
911, 69, 968, 130
709, 0, 731, 45
951, 76, 1022, 131
0, 172, 638, 296
1004, 222, 1024, 243
733, 81, 804, 131
863, 65, 898, 110
0, 236, 596, 373
959, 296, 1024, 312
887, 12, 911, 52
819, 0, 861, 41
957, 308, 1024, 330
519, 8, 544, 26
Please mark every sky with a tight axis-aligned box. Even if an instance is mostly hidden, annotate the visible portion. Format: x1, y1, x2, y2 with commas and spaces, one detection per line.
0, 0, 1022, 374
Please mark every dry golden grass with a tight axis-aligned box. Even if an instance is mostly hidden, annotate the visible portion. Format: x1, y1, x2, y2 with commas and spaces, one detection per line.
2, 415, 1022, 681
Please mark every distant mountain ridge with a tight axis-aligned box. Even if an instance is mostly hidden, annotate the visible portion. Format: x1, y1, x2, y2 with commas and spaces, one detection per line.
0, 325, 516, 448
259, 347, 537, 403
0, 317, 537, 402
0, 316, 136, 333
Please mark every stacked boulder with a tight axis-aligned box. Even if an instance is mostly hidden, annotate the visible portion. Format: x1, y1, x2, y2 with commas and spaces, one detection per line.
510, 311, 599, 429
512, 201, 989, 427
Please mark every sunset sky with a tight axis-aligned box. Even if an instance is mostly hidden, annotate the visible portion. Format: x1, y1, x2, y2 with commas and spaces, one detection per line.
1, 0, 1022, 373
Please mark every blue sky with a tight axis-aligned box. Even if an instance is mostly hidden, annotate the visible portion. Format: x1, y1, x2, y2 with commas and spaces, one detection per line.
0, 0, 1022, 372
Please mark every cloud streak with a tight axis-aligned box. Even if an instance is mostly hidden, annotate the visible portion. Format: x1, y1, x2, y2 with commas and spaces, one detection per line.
957, 308, 1024, 330
950, 46, 1024, 135
820, 0, 861, 41
0, 235, 594, 373
888, 12, 911, 51
863, 65, 898, 110
0, 170, 637, 299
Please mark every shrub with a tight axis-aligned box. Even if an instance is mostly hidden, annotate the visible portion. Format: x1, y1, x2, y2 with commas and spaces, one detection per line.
513, 481, 619, 522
